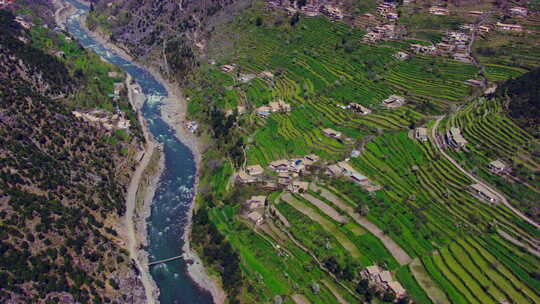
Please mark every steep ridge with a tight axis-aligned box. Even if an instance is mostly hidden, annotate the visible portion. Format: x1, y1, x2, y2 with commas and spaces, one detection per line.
0, 10, 146, 303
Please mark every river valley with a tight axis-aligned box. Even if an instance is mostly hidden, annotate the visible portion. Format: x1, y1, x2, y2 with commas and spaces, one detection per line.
64, 1, 214, 303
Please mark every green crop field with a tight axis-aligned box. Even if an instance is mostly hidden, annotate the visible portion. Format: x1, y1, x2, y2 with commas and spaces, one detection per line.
185, 1, 540, 303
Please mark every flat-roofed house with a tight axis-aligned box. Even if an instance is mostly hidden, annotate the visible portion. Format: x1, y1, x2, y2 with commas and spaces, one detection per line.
415, 127, 428, 141
322, 128, 341, 138
488, 160, 508, 174
270, 159, 290, 172
237, 170, 256, 183
246, 165, 264, 176
220, 64, 235, 73
289, 181, 309, 193
509, 7, 528, 17
349, 103, 372, 115
496, 22, 523, 32
378, 270, 393, 284
471, 183, 499, 203
468, 10, 483, 17
256, 106, 271, 118
247, 210, 264, 226
388, 281, 407, 298
303, 154, 320, 166
278, 172, 292, 185
327, 164, 342, 176
382, 95, 405, 109
429, 6, 449, 16
247, 195, 266, 210
361, 265, 382, 280
447, 127, 467, 148
393, 51, 410, 61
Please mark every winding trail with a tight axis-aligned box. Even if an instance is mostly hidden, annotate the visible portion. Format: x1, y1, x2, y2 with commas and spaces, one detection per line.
431, 116, 540, 230
124, 92, 157, 304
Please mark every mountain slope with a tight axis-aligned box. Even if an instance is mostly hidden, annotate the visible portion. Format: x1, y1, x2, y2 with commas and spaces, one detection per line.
0, 10, 146, 304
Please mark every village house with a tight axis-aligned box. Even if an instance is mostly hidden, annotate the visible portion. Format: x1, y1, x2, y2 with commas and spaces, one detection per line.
186, 121, 198, 133
256, 106, 271, 118
246, 195, 266, 210
268, 100, 292, 113
468, 10, 484, 17
72, 109, 130, 131
382, 95, 405, 109
361, 265, 407, 299
108, 71, 119, 78
238, 73, 256, 83
303, 154, 320, 167
488, 160, 509, 174
246, 210, 264, 226
496, 22, 523, 32
289, 181, 309, 193
429, 6, 450, 16
220, 64, 235, 73
326, 164, 342, 176
471, 183, 499, 203
447, 127, 467, 148
393, 51, 409, 61
478, 25, 491, 34
260, 71, 274, 79
415, 127, 429, 142
464, 79, 484, 87
509, 7, 528, 17
322, 128, 341, 138
410, 44, 437, 54
263, 182, 278, 191
320, 5, 344, 20
246, 165, 264, 176
349, 103, 372, 115
278, 172, 292, 185
237, 170, 256, 184
453, 53, 473, 63
270, 159, 290, 172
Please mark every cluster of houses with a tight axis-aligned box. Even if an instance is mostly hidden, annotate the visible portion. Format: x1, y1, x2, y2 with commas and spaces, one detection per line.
361, 265, 407, 299
256, 100, 292, 118
446, 127, 467, 148
411, 30, 473, 63
265, 0, 344, 20
72, 109, 130, 130
327, 161, 380, 192
237, 154, 320, 188
382, 95, 405, 109
362, 2, 399, 43
243, 195, 267, 226
363, 23, 397, 43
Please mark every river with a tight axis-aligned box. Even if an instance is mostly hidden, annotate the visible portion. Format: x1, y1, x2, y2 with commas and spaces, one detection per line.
65, 1, 214, 303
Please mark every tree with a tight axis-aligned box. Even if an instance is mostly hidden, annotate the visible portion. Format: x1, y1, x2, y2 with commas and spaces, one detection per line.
290, 12, 300, 26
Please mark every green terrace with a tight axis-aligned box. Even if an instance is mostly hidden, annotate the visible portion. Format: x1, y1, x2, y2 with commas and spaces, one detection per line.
446, 98, 540, 223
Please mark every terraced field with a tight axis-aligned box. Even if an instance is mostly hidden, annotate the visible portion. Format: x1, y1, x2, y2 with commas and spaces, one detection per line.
186, 3, 540, 303
446, 98, 540, 223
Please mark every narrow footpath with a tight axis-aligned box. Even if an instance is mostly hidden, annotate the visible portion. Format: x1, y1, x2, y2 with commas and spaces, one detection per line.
124, 85, 157, 304
431, 116, 540, 230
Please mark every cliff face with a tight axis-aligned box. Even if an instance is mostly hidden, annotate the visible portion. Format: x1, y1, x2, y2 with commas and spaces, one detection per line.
0, 10, 146, 304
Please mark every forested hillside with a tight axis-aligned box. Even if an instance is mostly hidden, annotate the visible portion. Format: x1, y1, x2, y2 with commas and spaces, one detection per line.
496, 67, 540, 136
0, 10, 145, 303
